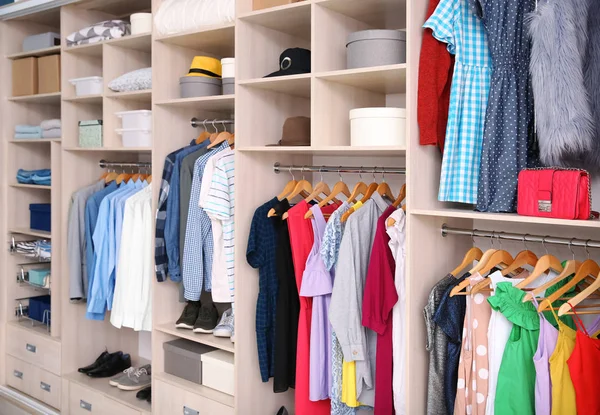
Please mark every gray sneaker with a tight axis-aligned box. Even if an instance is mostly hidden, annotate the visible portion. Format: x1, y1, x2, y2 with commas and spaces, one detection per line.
213, 309, 234, 338
108, 367, 136, 387
116, 365, 152, 391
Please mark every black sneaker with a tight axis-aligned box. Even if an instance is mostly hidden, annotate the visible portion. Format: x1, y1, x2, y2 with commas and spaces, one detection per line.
136, 386, 151, 401
175, 301, 201, 329
193, 305, 218, 333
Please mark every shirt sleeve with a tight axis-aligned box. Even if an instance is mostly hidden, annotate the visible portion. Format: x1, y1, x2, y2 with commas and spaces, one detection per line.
203, 159, 233, 221
87, 198, 111, 316
246, 209, 264, 269
423, 0, 457, 54
68, 195, 84, 299
362, 222, 398, 335
198, 157, 215, 209
329, 222, 367, 362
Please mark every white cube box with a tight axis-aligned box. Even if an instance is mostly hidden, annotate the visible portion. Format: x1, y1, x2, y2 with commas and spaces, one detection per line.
69, 76, 103, 96
200, 350, 234, 395
116, 128, 152, 147
349, 107, 406, 147
115, 110, 152, 130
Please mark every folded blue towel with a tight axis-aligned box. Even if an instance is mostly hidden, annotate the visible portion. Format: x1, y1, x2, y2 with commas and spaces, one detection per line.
17, 169, 51, 184
15, 125, 42, 134
32, 176, 51, 186
15, 132, 43, 139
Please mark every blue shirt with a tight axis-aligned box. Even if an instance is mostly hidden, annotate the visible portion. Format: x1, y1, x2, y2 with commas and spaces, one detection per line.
164, 140, 210, 282
84, 181, 118, 320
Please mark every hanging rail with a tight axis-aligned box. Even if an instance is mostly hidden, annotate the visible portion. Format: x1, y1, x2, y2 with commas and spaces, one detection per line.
441, 224, 600, 249
99, 160, 151, 168
273, 163, 406, 175
191, 118, 235, 128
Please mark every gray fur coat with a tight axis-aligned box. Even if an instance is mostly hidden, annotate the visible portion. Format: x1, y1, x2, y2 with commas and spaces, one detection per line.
528, 0, 596, 168
582, 2, 600, 170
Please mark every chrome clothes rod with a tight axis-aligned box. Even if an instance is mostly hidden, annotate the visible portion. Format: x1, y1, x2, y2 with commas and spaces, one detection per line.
191, 118, 235, 128
99, 160, 151, 168
273, 163, 406, 175
441, 224, 600, 249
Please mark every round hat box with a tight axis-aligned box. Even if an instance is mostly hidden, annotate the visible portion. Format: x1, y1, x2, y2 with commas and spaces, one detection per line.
349, 107, 406, 147
346, 29, 406, 69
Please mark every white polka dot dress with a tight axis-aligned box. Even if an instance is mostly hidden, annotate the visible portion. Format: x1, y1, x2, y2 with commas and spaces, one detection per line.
454, 273, 491, 415
474, 0, 540, 212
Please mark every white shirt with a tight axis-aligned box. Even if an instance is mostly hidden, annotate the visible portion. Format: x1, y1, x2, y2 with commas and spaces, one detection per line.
202, 149, 235, 307
387, 209, 406, 415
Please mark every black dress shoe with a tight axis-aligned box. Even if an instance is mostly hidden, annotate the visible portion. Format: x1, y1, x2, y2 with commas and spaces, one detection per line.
87, 353, 131, 378
78, 351, 110, 374
276, 407, 289, 415
136, 387, 151, 401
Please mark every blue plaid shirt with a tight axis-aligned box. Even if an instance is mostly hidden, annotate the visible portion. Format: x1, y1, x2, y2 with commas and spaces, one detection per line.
182, 142, 229, 300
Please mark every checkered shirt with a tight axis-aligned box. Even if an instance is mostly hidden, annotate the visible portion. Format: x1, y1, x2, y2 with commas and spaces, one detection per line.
424, 0, 492, 204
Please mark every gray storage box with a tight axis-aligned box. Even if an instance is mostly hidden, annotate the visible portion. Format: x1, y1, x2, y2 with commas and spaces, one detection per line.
78, 120, 102, 148
346, 30, 406, 69
222, 78, 235, 95
163, 338, 216, 384
180, 76, 222, 98
23, 32, 60, 53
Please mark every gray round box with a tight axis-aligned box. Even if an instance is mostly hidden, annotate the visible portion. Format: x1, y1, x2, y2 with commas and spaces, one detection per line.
346, 29, 406, 69
180, 76, 222, 98
222, 78, 235, 95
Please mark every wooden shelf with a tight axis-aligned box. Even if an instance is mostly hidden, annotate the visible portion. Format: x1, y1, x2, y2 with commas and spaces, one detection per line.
9, 138, 59, 144
154, 372, 234, 408
64, 372, 152, 413
238, 145, 406, 156
239, 2, 311, 39
64, 147, 152, 152
105, 33, 151, 52
315, 0, 405, 29
155, 95, 235, 111
155, 323, 235, 353
411, 208, 600, 229
105, 89, 152, 102
8, 92, 61, 105
7, 45, 61, 60
315, 64, 407, 94
155, 23, 235, 56
10, 184, 52, 190
64, 42, 102, 57
63, 94, 103, 104
9, 228, 51, 239
238, 74, 311, 98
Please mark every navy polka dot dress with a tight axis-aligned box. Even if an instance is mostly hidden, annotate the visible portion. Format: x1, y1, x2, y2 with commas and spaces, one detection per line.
474, 0, 540, 213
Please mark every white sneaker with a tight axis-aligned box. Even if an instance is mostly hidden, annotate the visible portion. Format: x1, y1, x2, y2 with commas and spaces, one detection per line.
213, 309, 234, 338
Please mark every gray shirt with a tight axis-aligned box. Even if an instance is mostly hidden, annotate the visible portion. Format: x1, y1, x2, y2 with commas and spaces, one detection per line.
68, 180, 105, 300
329, 192, 389, 407
424, 274, 456, 415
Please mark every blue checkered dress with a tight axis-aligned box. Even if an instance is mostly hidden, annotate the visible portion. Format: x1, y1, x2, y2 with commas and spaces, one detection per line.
424, 0, 492, 204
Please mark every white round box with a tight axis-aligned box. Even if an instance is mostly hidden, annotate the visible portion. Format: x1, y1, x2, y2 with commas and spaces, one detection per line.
131, 13, 152, 35
221, 58, 235, 79
349, 107, 406, 147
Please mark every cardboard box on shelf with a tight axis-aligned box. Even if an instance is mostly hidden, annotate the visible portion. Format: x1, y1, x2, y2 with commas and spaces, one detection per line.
38, 54, 60, 94
253, 0, 302, 11
12, 57, 38, 96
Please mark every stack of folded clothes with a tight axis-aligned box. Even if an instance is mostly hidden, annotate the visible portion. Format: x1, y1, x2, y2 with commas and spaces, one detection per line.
66, 20, 130, 46
41, 119, 61, 139
17, 169, 51, 186
15, 125, 42, 139
14, 240, 51, 260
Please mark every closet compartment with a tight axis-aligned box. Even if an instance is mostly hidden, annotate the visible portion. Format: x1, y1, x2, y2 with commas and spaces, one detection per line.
154, 376, 234, 415
6, 355, 61, 410
66, 376, 147, 415
62, 101, 103, 149
6, 322, 61, 375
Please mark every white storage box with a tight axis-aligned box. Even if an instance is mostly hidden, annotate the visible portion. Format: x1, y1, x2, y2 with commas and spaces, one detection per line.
200, 350, 234, 395
116, 110, 152, 130
349, 107, 406, 147
116, 128, 152, 147
69, 76, 103, 96
131, 13, 152, 35
221, 58, 235, 78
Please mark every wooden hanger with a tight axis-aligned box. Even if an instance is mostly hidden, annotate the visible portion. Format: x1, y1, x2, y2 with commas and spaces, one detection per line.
277, 168, 298, 201
449, 247, 483, 297
346, 177, 368, 205
470, 234, 514, 295
538, 259, 600, 312
502, 236, 538, 277
515, 237, 564, 291
558, 270, 600, 316
207, 121, 233, 149
195, 119, 211, 144
387, 184, 407, 227
115, 171, 132, 185
267, 168, 313, 217
375, 169, 395, 202
305, 170, 351, 219
342, 173, 378, 223
104, 170, 119, 183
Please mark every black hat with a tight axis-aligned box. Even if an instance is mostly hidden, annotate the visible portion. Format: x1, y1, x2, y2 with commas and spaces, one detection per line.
264, 48, 311, 78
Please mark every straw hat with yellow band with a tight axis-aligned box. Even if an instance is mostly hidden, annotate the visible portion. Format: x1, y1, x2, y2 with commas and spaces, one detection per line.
186, 56, 222, 78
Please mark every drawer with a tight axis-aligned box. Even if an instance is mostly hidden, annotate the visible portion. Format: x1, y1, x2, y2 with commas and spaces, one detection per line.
69, 381, 104, 414
33, 366, 61, 410
103, 397, 142, 415
7, 324, 61, 375
6, 355, 34, 395
154, 379, 234, 415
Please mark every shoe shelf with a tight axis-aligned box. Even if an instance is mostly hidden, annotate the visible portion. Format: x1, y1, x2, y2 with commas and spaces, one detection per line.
155, 323, 235, 354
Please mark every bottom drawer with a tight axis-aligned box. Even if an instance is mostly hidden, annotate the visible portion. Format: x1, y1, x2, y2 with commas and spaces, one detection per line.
69, 381, 142, 415
154, 379, 234, 415
5, 355, 61, 410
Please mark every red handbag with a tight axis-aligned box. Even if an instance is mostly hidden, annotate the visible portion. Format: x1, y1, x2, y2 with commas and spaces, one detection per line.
517, 168, 594, 220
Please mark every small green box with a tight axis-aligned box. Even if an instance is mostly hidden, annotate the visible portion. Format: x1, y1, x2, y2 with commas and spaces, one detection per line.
79, 119, 103, 148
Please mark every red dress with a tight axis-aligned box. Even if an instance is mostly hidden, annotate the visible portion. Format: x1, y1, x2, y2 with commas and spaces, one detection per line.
287, 201, 337, 414
417, 0, 455, 151
567, 311, 600, 415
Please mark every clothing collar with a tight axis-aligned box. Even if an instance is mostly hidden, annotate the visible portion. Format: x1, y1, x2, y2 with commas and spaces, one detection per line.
370, 192, 389, 213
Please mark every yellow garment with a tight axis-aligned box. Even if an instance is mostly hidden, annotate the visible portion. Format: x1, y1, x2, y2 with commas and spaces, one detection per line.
593, 329, 600, 339
353, 201, 363, 210
549, 315, 577, 415
341, 360, 361, 407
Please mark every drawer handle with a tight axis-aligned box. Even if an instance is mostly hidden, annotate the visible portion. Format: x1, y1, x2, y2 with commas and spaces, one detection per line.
80, 400, 92, 411
26, 343, 36, 353
40, 382, 51, 392
13, 370, 23, 379
183, 407, 199, 415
